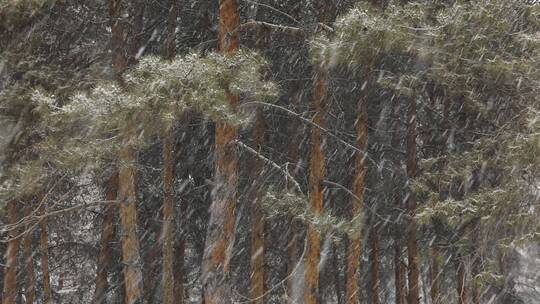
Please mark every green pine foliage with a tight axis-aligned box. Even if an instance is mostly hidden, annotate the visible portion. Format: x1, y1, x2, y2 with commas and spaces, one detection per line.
1, 50, 277, 202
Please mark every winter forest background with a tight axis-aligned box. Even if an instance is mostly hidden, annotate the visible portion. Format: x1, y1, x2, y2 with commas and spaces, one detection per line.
0, 0, 539, 303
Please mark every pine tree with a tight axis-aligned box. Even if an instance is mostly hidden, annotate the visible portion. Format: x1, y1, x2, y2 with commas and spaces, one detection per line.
162, 1, 179, 303
201, 0, 241, 303
92, 175, 118, 304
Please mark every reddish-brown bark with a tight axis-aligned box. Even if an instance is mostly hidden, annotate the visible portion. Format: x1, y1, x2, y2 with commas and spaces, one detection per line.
23, 203, 36, 304
305, 66, 327, 304
201, 1, 240, 303
92, 174, 118, 304
38, 195, 52, 304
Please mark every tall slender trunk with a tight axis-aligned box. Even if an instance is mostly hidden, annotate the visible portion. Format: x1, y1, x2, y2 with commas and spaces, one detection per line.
456, 255, 467, 304
286, 92, 302, 304
38, 195, 52, 304
345, 71, 369, 304
394, 239, 406, 304
92, 174, 118, 304
305, 7, 336, 303
369, 224, 380, 304
305, 65, 327, 304
23, 203, 36, 304
405, 96, 420, 304
430, 246, 441, 304
108, 0, 143, 303
162, 1, 178, 303
174, 195, 188, 304
201, 1, 239, 303
250, 20, 270, 304
2, 200, 21, 304
118, 146, 143, 304
162, 126, 176, 304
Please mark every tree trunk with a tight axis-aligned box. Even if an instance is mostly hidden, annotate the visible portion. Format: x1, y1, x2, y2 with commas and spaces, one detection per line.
108, 1, 144, 303
286, 92, 302, 304
369, 224, 380, 304
394, 239, 406, 304
305, 65, 327, 304
250, 20, 270, 304
118, 146, 144, 304
162, 0, 178, 302
405, 96, 420, 304
201, 1, 239, 303
430, 246, 441, 304
38, 196, 52, 304
92, 174, 118, 304
23, 203, 36, 304
2, 200, 21, 304
345, 72, 369, 304
162, 126, 176, 304
173, 195, 187, 304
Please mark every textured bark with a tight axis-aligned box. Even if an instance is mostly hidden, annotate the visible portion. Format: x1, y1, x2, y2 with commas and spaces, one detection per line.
108, 1, 143, 303
369, 224, 380, 304
118, 146, 144, 304
405, 96, 420, 304
305, 66, 327, 304
250, 20, 269, 304
162, 1, 178, 302
108, 0, 127, 81
394, 240, 406, 304
23, 203, 36, 304
430, 246, 441, 304
173, 196, 187, 304
286, 92, 301, 304
92, 174, 118, 304
129, 0, 145, 64
201, 1, 239, 303
38, 196, 52, 304
2, 200, 21, 304
162, 126, 176, 304
345, 75, 369, 304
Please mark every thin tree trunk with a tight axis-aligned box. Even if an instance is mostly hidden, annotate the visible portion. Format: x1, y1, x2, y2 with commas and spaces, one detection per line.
38, 195, 52, 304
405, 96, 420, 304
250, 19, 270, 304
92, 174, 118, 304
2, 200, 21, 304
286, 91, 302, 304
108, 0, 144, 303
201, 1, 239, 303
345, 72, 369, 304
305, 3, 336, 302
394, 239, 406, 304
162, 0, 178, 303
305, 65, 327, 304
430, 246, 441, 304
23, 203, 36, 304
369, 224, 380, 304
173, 195, 188, 304
118, 146, 144, 304
162, 126, 176, 304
